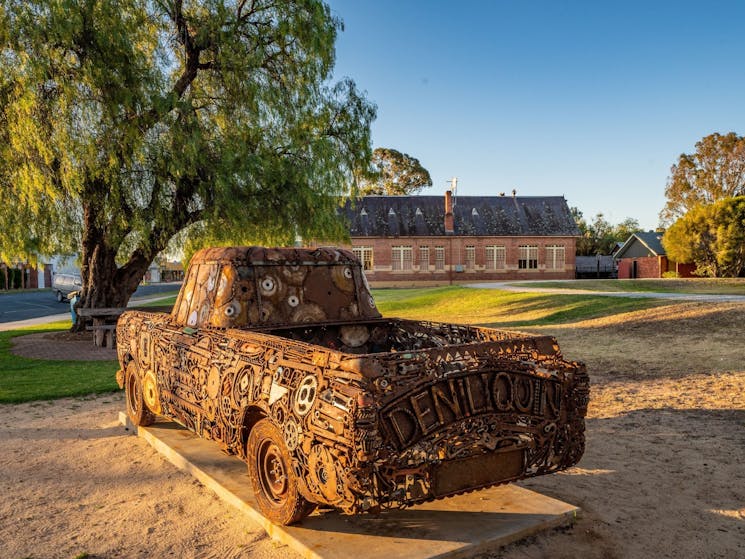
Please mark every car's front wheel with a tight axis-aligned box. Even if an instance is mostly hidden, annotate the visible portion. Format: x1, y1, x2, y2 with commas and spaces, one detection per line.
125, 362, 155, 427
56, 291, 64, 303
246, 419, 315, 525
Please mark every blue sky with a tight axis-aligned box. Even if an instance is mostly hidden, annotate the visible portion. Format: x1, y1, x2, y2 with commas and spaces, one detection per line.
327, 0, 745, 230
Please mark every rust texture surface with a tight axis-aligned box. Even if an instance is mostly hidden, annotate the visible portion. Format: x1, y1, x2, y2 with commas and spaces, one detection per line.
117, 246, 589, 525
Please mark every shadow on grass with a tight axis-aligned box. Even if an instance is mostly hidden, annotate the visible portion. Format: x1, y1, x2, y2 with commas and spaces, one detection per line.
483, 297, 665, 327
375, 286, 665, 327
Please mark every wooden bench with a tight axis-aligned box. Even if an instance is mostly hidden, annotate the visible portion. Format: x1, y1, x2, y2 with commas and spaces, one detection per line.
76, 307, 126, 348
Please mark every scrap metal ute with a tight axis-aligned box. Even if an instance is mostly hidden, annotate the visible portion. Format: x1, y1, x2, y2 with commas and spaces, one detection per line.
117, 246, 589, 525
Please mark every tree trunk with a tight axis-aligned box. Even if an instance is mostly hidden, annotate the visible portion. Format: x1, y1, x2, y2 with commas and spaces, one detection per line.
73, 205, 153, 337
71, 178, 196, 340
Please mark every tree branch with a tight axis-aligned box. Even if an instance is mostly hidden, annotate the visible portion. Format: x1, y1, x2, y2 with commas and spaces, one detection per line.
135, 1, 204, 133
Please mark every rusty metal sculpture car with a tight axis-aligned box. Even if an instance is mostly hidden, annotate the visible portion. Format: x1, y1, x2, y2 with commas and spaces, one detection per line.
116, 247, 588, 525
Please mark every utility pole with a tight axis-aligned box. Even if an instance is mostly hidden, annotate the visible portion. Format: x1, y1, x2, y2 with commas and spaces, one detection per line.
446, 177, 458, 286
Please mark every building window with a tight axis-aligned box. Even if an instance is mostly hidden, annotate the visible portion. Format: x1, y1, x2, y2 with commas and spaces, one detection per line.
391, 246, 413, 271
546, 245, 565, 270
465, 245, 476, 270
485, 245, 506, 270
352, 246, 374, 271
518, 245, 538, 269
419, 246, 430, 271
435, 246, 445, 271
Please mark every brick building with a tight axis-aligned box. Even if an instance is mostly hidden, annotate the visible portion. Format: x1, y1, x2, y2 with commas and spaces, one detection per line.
0, 261, 52, 290
340, 191, 579, 286
615, 231, 696, 279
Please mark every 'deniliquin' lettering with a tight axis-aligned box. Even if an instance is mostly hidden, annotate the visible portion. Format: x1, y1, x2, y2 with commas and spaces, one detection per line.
382, 371, 562, 449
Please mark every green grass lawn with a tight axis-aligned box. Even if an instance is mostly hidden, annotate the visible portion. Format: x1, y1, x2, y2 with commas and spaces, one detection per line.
134, 292, 179, 308
372, 286, 664, 327
0, 321, 119, 404
126, 286, 665, 326
1, 286, 663, 403
509, 278, 745, 295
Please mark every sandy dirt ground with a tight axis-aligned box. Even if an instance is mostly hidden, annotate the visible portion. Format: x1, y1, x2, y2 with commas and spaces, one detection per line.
1, 301, 744, 559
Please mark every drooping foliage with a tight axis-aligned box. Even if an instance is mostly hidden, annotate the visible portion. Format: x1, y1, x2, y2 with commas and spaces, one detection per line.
663, 196, 745, 277
0, 0, 375, 313
359, 147, 432, 195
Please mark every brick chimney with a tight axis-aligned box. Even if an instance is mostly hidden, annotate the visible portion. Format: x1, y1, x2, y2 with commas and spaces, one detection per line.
444, 190, 454, 234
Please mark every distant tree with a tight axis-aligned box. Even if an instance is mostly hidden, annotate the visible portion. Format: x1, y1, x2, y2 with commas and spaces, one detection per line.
663, 197, 745, 277
0, 0, 374, 323
614, 218, 643, 244
589, 214, 614, 254
571, 208, 641, 256
662, 132, 745, 223
571, 208, 593, 256
359, 148, 432, 195
570, 206, 585, 225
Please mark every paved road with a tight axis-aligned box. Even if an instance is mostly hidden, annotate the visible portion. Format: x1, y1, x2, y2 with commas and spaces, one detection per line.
0, 282, 182, 323
466, 281, 745, 302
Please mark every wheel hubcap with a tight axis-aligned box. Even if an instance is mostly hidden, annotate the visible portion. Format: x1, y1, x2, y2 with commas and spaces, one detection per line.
259, 441, 288, 503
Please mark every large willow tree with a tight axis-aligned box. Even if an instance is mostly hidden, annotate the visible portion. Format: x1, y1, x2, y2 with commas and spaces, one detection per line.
0, 0, 374, 316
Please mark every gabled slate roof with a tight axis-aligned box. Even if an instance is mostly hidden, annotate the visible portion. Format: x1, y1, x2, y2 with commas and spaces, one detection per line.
342, 195, 580, 237
615, 232, 666, 258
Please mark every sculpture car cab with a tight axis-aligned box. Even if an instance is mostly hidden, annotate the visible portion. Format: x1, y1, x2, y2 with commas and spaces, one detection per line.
117, 247, 589, 525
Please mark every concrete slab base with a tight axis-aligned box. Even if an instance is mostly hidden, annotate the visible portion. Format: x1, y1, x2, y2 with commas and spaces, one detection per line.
119, 413, 579, 559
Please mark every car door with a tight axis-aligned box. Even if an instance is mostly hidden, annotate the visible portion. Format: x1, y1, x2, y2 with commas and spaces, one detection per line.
164, 263, 220, 435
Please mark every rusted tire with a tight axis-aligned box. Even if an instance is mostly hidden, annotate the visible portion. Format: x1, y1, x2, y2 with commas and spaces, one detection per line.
246, 419, 315, 525
125, 362, 155, 427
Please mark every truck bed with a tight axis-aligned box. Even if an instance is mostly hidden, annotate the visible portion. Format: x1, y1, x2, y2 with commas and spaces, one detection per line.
249, 318, 560, 356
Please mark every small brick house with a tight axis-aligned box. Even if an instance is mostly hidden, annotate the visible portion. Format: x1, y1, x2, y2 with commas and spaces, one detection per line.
340, 191, 579, 286
615, 231, 696, 279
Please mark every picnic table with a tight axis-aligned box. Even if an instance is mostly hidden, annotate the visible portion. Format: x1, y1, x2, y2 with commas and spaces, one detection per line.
76, 307, 126, 348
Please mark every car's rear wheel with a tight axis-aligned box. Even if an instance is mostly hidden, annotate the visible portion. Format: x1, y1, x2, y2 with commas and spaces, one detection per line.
125, 362, 155, 427
246, 419, 315, 525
